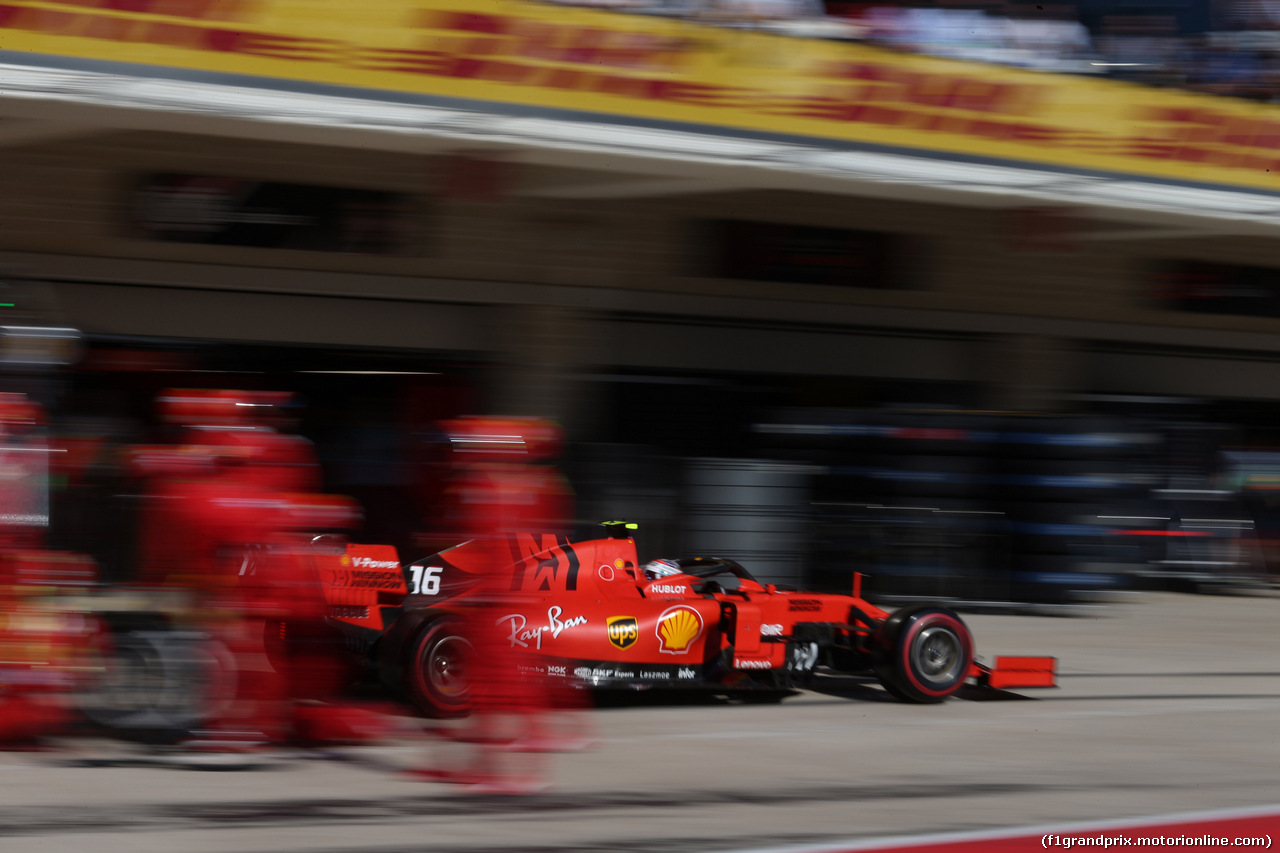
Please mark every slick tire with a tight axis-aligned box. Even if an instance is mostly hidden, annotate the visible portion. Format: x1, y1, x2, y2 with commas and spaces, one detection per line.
78, 628, 236, 742
406, 617, 473, 718
873, 605, 973, 704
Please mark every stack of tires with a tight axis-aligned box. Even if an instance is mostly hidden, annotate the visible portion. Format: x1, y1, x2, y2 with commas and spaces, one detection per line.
798, 410, 1001, 600
852, 412, 1001, 601
754, 408, 873, 593
992, 416, 1150, 604
760, 409, 1153, 604
570, 442, 682, 561
682, 457, 813, 588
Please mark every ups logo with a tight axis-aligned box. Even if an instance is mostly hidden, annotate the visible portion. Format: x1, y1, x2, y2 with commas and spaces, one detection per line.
607, 616, 639, 650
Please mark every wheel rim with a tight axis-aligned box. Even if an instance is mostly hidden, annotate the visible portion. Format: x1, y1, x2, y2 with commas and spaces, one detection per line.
425, 635, 471, 698
912, 625, 964, 686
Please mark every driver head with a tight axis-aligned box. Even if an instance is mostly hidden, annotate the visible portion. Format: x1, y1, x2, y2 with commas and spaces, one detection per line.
642, 559, 681, 581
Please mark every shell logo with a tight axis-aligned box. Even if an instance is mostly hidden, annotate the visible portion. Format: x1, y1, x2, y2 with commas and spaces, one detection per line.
340, 555, 351, 566
614, 558, 625, 569
656, 605, 704, 655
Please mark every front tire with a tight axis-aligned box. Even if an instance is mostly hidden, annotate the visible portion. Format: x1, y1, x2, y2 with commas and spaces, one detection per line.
873, 606, 972, 704
406, 617, 472, 717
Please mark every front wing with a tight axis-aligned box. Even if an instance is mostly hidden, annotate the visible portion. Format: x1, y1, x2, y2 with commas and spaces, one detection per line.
971, 656, 1058, 690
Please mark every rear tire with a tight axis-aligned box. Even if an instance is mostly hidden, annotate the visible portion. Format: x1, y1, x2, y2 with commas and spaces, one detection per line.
406, 617, 472, 718
873, 606, 972, 704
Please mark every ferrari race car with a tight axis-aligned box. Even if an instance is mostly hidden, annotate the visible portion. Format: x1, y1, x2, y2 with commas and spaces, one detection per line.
317, 522, 1057, 716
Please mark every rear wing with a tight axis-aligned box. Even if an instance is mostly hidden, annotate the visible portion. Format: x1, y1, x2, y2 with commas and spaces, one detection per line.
971, 656, 1058, 690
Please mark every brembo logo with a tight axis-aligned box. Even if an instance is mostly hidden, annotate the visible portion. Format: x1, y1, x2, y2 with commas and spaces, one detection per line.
607, 616, 639, 650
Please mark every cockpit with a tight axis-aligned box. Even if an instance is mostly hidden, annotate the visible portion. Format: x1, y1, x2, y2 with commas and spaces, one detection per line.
641, 556, 768, 596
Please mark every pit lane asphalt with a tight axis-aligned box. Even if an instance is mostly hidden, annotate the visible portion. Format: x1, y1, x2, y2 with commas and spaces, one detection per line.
2, 590, 1278, 853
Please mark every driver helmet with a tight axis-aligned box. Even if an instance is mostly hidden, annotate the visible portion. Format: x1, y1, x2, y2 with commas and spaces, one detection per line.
642, 558, 681, 581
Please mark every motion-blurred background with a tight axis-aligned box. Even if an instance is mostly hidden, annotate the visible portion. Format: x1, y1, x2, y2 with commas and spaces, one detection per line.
4, 0, 1280, 609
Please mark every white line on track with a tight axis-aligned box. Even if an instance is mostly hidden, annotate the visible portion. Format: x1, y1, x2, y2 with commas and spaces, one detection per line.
720, 802, 1280, 853
612, 697, 1280, 741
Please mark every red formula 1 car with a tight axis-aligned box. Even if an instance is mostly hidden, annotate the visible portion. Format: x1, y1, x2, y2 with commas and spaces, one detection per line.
317, 522, 1056, 716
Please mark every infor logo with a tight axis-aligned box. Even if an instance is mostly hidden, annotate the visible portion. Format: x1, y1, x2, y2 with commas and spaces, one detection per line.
607, 616, 639, 650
